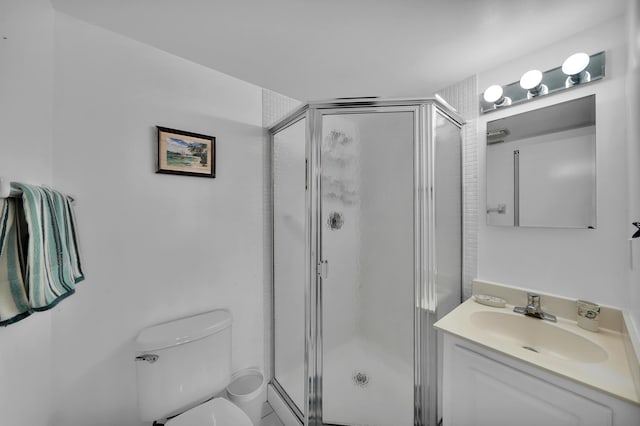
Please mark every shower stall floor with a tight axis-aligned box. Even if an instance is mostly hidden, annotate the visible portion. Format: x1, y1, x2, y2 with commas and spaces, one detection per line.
276, 336, 413, 426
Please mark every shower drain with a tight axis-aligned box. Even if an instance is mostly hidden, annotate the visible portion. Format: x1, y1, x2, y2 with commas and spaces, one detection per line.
352, 371, 369, 387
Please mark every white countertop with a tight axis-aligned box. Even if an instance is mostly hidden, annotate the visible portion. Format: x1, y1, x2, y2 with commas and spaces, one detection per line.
435, 297, 640, 406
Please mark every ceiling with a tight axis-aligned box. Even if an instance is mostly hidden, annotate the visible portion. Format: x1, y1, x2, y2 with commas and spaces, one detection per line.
50, 0, 627, 102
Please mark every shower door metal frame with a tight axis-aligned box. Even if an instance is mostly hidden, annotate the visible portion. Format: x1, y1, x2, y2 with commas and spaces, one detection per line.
269, 98, 463, 426
308, 101, 432, 426
269, 107, 311, 425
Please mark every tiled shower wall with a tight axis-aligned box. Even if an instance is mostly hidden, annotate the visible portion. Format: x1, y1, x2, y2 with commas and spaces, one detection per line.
261, 89, 303, 380
262, 89, 303, 128
435, 76, 479, 299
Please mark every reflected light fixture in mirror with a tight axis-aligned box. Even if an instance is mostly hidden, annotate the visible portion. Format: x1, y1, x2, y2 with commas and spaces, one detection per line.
483, 85, 512, 108
520, 69, 548, 99
562, 52, 591, 87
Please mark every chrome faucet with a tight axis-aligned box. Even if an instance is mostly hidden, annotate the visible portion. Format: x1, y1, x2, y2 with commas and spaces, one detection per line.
514, 293, 557, 322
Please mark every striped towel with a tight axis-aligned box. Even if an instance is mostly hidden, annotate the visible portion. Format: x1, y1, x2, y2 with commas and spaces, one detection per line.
0, 183, 84, 325
0, 198, 31, 325
14, 183, 84, 311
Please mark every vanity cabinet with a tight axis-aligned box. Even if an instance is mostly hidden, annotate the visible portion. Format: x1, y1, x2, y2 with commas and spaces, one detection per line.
442, 335, 640, 426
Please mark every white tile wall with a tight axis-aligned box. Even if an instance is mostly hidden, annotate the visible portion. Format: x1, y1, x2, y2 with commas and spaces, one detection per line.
435, 76, 479, 299
262, 89, 303, 128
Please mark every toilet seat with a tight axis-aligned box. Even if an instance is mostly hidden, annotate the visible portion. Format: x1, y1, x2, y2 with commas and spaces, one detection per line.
165, 397, 253, 426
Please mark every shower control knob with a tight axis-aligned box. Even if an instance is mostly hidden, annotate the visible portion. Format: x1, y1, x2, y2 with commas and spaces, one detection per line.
328, 212, 344, 230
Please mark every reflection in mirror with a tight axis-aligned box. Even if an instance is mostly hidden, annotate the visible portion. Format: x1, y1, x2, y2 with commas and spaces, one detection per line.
486, 95, 596, 228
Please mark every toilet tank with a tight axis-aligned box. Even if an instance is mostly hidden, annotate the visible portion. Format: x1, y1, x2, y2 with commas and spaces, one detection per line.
135, 309, 232, 422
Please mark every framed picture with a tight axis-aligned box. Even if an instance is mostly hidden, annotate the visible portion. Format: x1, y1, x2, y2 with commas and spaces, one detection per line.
156, 126, 216, 178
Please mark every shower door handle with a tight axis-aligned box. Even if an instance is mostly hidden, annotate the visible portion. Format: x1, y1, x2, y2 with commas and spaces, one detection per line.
318, 260, 328, 280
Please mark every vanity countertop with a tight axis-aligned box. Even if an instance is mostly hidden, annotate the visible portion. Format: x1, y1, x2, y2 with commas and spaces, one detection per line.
435, 296, 640, 406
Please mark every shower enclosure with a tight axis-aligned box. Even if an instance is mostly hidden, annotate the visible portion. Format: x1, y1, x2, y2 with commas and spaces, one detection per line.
270, 98, 463, 426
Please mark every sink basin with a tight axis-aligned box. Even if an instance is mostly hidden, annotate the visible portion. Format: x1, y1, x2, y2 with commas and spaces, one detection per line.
470, 311, 608, 363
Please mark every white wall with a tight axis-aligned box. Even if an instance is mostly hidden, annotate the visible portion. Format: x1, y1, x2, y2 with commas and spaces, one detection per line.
435, 76, 479, 299
477, 17, 630, 307
0, 9, 264, 426
1, 5, 266, 424
627, 0, 640, 329
0, 1, 54, 425
486, 126, 596, 228
32, 10, 261, 426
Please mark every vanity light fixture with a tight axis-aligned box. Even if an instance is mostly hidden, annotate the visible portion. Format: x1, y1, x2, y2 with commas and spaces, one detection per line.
479, 51, 605, 114
519, 69, 548, 99
483, 85, 512, 108
562, 52, 591, 87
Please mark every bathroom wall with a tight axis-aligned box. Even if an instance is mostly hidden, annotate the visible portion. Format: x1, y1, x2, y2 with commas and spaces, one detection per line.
1, 5, 268, 424
477, 17, 631, 307
627, 0, 640, 329
262, 89, 303, 128
436, 76, 479, 299
0, 7, 264, 426
0, 1, 54, 425
49, 12, 264, 426
486, 126, 596, 228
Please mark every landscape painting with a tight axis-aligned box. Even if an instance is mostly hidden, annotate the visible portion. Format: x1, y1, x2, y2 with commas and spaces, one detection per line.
156, 126, 215, 178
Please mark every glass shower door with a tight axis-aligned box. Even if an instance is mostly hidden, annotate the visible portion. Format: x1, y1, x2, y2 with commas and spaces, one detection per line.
319, 110, 416, 426
273, 117, 307, 417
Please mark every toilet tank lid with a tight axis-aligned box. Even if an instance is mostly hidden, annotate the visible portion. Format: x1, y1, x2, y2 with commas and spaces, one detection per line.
135, 309, 232, 352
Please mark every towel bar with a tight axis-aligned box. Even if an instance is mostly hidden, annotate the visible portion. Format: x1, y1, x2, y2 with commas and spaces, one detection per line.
0, 177, 76, 203
0, 177, 17, 198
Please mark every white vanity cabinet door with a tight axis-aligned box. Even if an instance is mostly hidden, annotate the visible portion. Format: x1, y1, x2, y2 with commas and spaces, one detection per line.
442, 335, 640, 426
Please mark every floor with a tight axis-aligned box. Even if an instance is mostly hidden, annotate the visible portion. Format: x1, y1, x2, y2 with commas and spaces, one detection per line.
276, 336, 412, 426
259, 401, 284, 426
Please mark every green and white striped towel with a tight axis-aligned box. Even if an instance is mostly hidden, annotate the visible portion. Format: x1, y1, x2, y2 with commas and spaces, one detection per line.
0, 198, 31, 325
0, 183, 84, 325
15, 183, 85, 310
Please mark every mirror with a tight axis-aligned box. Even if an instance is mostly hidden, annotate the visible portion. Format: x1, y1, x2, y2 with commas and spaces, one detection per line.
486, 95, 596, 228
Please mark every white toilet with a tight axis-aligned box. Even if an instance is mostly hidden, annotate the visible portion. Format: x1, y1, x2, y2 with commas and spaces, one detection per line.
135, 309, 253, 426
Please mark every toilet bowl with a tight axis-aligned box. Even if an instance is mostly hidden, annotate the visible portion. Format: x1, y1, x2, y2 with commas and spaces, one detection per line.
165, 398, 252, 426
135, 309, 254, 425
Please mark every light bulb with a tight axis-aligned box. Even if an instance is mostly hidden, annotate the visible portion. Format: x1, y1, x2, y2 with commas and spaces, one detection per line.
562, 53, 590, 76
520, 69, 548, 98
519, 70, 543, 90
483, 85, 504, 103
483, 85, 511, 107
562, 52, 591, 87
